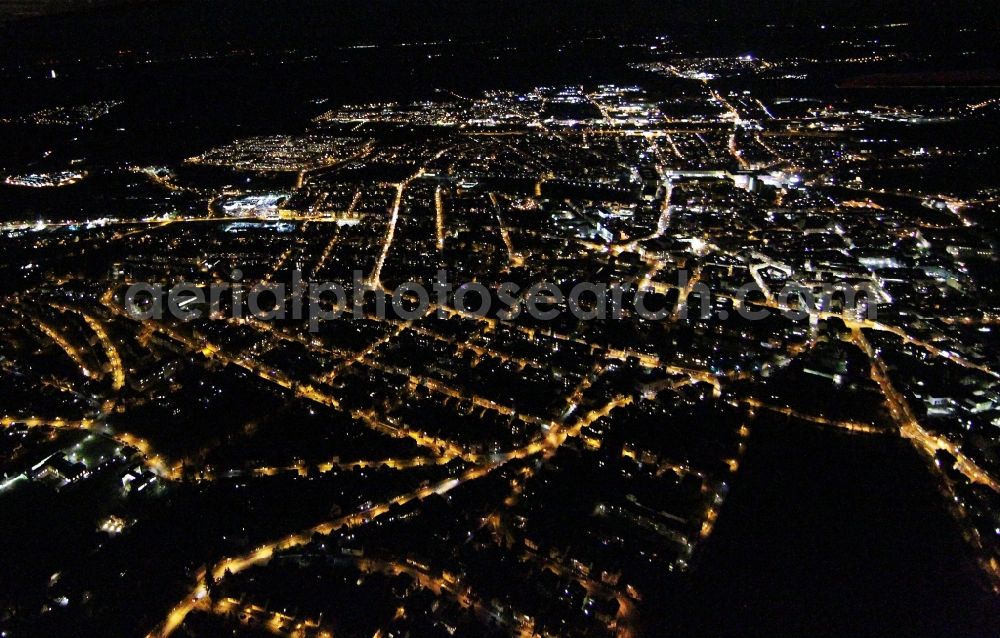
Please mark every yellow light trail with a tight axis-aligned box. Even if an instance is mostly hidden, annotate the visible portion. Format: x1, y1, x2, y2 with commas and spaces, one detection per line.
738, 397, 883, 435
147, 394, 635, 638
435, 184, 446, 253
49, 303, 126, 393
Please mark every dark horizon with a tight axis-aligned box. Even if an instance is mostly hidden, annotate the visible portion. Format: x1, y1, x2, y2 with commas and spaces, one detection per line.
2, 0, 997, 54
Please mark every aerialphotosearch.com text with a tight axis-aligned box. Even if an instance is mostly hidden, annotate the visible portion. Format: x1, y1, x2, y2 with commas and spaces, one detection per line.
123, 268, 878, 331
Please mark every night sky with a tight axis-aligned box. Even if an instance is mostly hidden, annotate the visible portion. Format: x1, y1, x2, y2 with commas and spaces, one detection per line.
1, 0, 996, 64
